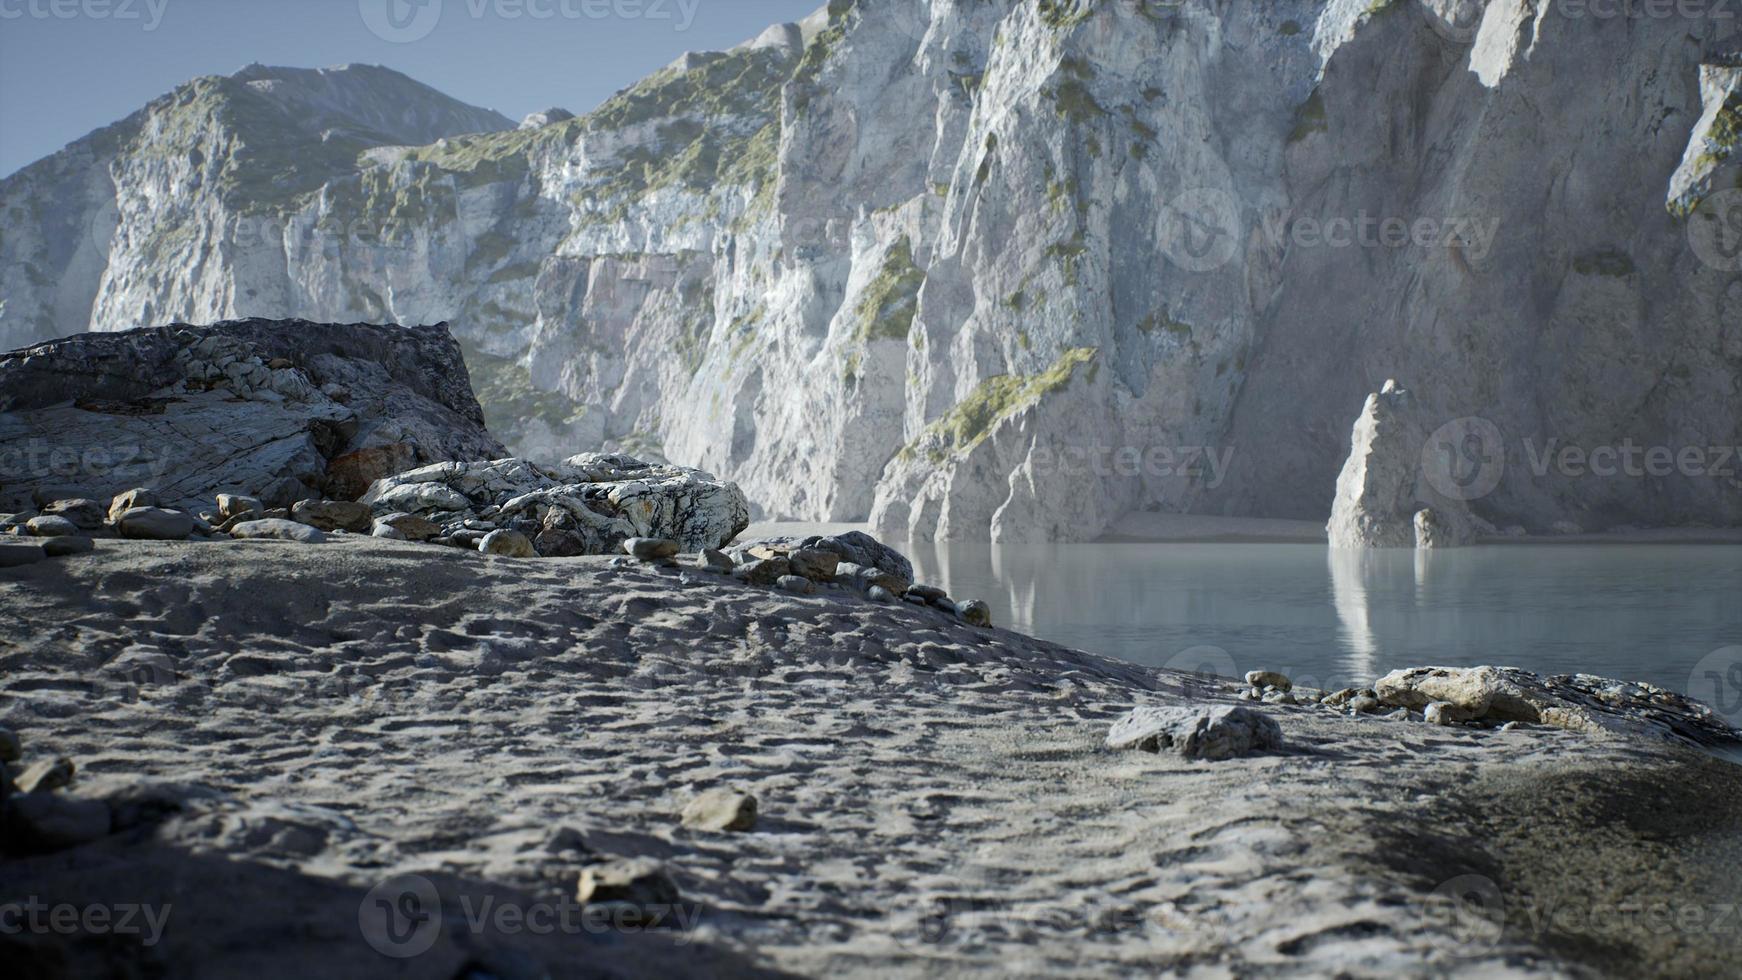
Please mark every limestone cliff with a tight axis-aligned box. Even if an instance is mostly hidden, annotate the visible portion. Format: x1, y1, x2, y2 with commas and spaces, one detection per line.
4, 2, 1740, 539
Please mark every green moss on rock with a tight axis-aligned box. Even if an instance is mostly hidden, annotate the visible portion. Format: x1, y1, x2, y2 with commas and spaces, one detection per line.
909, 347, 1100, 461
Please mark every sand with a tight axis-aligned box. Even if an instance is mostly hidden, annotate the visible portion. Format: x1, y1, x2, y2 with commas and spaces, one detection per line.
2, 536, 1740, 978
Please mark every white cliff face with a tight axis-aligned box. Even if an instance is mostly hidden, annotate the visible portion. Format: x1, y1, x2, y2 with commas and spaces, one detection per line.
4, 2, 1741, 540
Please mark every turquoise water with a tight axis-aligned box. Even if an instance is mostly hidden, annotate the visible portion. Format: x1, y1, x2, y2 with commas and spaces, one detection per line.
902, 542, 1742, 721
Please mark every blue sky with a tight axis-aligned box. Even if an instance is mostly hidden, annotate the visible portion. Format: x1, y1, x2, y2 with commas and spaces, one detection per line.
0, 0, 823, 176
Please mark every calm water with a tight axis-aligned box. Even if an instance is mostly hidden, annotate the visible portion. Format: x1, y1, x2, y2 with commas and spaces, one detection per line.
898, 542, 1742, 709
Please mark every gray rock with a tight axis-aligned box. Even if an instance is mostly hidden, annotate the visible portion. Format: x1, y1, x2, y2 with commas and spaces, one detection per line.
1106, 705, 1284, 761
480, 529, 537, 558
681, 789, 758, 832
625, 537, 680, 561
107, 488, 160, 523
867, 585, 895, 604
370, 522, 407, 540
1245, 671, 1292, 692
907, 585, 947, 602
0, 543, 45, 568
291, 499, 374, 533
375, 512, 441, 542
1424, 701, 1472, 726
959, 599, 992, 628
734, 557, 791, 587
775, 574, 815, 595
731, 532, 914, 592
700, 548, 735, 573
230, 519, 328, 544
41, 535, 95, 558
216, 493, 264, 523
5, 793, 112, 853
40, 498, 104, 529
114, 507, 194, 541
576, 858, 682, 908
0, 727, 20, 762
24, 515, 79, 537
1327, 381, 1483, 550
788, 548, 840, 582
15, 757, 75, 793
1348, 696, 1383, 715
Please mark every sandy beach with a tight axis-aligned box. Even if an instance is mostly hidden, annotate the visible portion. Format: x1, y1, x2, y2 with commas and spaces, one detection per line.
4, 536, 1740, 978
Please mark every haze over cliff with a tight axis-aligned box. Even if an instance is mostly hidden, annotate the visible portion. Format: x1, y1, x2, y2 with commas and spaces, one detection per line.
4, 0, 1740, 540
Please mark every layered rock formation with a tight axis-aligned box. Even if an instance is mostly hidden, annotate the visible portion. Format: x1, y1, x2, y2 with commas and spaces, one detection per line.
4, 4, 1741, 539
1326, 380, 1486, 549
0, 319, 504, 511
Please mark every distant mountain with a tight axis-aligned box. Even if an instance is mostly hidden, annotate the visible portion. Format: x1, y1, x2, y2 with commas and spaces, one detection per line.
4, 2, 1740, 539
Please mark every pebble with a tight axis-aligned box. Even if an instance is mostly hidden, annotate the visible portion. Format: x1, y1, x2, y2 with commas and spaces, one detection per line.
959, 599, 992, 628
775, 575, 815, 595
700, 548, 736, 573
625, 537, 680, 561
115, 507, 195, 541
480, 529, 537, 558
867, 585, 895, 604
1245, 670, 1293, 692
216, 494, 264, 523
107, 488, 160, 523
25, 516, 81, 537
681, 789, 758, 832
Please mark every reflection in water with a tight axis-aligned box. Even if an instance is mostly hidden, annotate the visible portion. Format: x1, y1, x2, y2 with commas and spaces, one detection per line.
898, 540, 1742, 695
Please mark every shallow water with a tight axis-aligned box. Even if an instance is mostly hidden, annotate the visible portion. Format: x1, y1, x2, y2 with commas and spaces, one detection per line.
893, 541, 1742, 718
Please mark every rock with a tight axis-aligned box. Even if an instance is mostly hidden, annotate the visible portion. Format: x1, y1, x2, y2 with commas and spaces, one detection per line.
680, 789, 758, 832
1326, 381, 1483, 550
375, 512, 441, 542
371, 522, 407, 540
519, 107, 575, 129
15, 757, 75, 793
480, 529, 537, 558
959, 599, 992, 628
23, 515, 78, 537
787, 548, 840, 581
4, 793, 112, 853
1106, 705, 1284, 761
0, 543, 45, 568
230, 519, 328, 544
107, 488, 160, 523
576, 858, 682, 908
734, 558, 791, 587
41, 536, 95, 557
1348, 696, 1383, 715
39, 498, 104, 529
291, 500, 374, 533
907, 585, 947, 602
0, 321, 505, 514
625, 537, 680, 561
1321, 688, 1359, 707
700, 548, 735, 573
775, 574, 815, 595
114, 507, 194, 541
1245, 670, 1292, 692
867, 586, 894, 603
1414, 508, 1465, 550
730, 532, 914, 592
364, 454, 749, 556
216, 494, 264, 522
1424, 701, 1473, 726
0, 727, 19, 762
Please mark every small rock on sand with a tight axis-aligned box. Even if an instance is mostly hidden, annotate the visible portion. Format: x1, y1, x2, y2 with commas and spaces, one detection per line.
1245, 670, 1292, 692
625, 537, 680, 561
775, 575, 815, 595
375, 512, 441, 542
480, 529, 537, 558
867, 585, 894, 603
231, 519, 328, 544
681, 789, 758, 832
42, 536, 95, 558
15, 757, 76, 793
26, 516, 82, 538
107, 488, 160, 523
0, 544, 46, 568
959, 599, 992, 628
216, 494, 264, 523
1106, 705, 1284, 761
115, 507, 195, 541
700, 548, 735, 573
291, 500, 374, 533
576, 858, 682, 908
40, 499, 105, 529
1424, 701, 1474, 725
788, 548, 840, 581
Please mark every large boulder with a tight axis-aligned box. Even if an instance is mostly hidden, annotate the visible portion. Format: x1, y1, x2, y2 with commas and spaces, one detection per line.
0, 320, 504, 513
1326, 381, 1487, 550
362, 453, 750, 556
1375, 666, 1742, 747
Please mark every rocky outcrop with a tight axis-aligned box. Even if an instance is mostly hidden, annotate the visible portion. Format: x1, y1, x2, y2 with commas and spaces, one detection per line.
0, 320, 504, 512
361, 454, 749, 556
1374, 666, 1742, 747
5, 6, 1741, 539
1326, 381, 1485, 549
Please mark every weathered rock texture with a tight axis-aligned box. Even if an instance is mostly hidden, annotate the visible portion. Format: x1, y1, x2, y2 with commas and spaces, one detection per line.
361, 453, 750, 556
5, 7, 1742, 539
0, 319, 504, 512
1326, 380, 1484, 549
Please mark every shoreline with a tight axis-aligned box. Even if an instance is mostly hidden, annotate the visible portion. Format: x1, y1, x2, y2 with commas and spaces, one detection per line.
3, 537, 1740, 976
